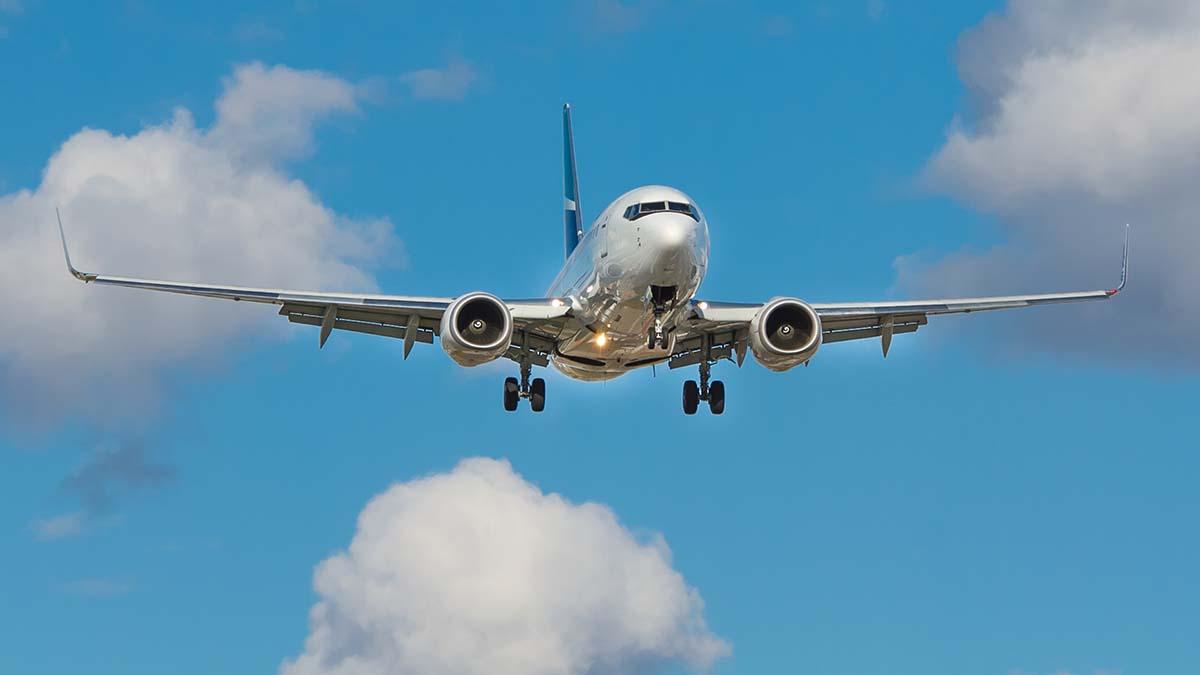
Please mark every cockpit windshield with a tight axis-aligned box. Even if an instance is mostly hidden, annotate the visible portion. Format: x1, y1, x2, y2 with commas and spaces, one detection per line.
623, 200, 699, 222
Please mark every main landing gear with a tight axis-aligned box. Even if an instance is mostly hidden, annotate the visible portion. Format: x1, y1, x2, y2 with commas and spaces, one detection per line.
682, 356, 725, 415
504, 360, 545, 412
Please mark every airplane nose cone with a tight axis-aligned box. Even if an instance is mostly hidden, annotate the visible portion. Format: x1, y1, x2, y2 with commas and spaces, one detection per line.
643, 213, 698, 279
645, 213, 693, 251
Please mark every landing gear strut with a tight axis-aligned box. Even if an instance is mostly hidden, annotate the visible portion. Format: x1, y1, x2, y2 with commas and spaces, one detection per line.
648, 285, 676, 350
648, 315, 666, 350
682, 334, 725, 415
503, 359, 546, 412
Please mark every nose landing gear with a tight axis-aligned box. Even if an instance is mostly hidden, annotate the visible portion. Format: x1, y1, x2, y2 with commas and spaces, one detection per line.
647, 285, 677, 350
648, 316, 667, 350
504, 360, 546, 412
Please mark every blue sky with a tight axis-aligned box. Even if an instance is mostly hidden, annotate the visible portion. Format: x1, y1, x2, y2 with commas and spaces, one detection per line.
1, 2, 1197, 674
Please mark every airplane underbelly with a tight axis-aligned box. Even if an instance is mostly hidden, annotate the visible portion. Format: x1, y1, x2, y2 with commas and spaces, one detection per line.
550, 328, 675, 381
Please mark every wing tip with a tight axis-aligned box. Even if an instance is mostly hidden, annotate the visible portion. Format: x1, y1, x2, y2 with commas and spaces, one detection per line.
1110, 223, 1130, 295
55, 208, 96, 283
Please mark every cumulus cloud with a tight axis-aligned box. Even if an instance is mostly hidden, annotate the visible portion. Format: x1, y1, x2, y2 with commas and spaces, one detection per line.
398, 58, 478, 102
282, 458, 729, 675
904, 0, 1200, 366
0, 62, 396, 427
209, 62, 360, 162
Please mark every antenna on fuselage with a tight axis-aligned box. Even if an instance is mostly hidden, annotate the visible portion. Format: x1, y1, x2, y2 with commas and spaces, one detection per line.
562, 103, 585, 259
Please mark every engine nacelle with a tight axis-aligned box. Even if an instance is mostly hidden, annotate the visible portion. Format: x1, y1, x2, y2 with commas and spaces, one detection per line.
439, 292, 513, 367
749, 297, 822, 372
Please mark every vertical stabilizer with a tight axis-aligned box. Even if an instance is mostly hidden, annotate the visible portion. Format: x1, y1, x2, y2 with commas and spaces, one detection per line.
563, 104, 584, 258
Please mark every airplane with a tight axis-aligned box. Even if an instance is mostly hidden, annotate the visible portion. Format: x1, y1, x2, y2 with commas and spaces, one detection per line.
56, 104, 1129, 415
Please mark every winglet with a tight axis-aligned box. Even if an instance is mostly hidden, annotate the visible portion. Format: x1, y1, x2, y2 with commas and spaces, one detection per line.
56, 208, 96, 282
1107, 223, 1130, 296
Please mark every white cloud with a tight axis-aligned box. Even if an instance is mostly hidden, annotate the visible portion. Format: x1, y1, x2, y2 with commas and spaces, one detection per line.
210, 62, 360, 162
0, 63, 396, 427
32, 511, 87, 541
281, 458, 729, 675
904, 0, 1200, 366
399, 58, 478, 102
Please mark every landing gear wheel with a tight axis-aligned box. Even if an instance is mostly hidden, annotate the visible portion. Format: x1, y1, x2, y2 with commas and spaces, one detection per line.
503, 377, 520, 412
648, 330, 657, 349
682, 380, 700, 415
530, 378, 546, 412
708, 380, 725, 415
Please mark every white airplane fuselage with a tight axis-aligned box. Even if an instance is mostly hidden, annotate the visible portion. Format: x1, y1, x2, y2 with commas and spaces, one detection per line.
547, 185, 709, 381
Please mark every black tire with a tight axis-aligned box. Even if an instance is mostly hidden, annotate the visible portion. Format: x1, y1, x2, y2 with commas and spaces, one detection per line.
682, 380, 699, 415
530, 378, 546, 412
503, 377, 520, 412
648, 331, 656, 349
708, 380, 725, 415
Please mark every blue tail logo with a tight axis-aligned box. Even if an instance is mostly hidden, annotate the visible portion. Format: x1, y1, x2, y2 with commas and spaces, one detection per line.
563, 104, 584, 258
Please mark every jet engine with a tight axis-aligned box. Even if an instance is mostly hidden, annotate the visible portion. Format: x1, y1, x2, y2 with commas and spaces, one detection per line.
749, 297, 822, 371
440, 292, 513, 367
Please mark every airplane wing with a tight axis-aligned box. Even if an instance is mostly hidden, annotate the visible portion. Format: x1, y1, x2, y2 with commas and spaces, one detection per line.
56, 212, 572, 363
670, 226, 1129, 368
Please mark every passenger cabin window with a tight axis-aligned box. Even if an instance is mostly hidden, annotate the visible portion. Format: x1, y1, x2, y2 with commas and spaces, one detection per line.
623, 200, 700, 222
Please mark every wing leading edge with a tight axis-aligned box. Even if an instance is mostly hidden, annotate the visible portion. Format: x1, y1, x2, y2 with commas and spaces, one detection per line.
56, 211, 571, 359
683, 225, 1129, 360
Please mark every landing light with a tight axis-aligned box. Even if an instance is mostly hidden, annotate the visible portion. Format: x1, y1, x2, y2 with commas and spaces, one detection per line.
595, 333, 608, 347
